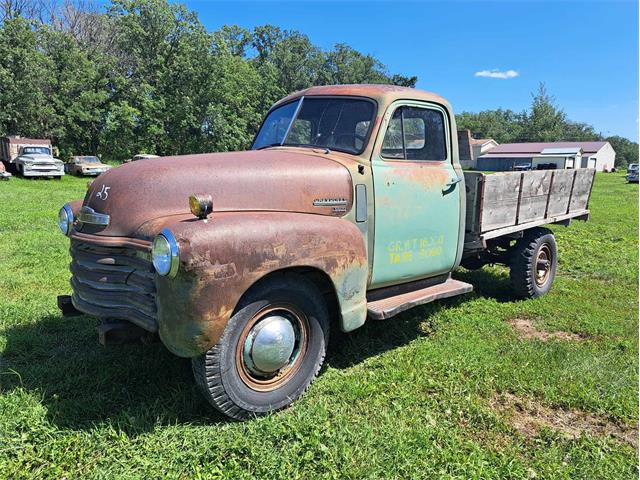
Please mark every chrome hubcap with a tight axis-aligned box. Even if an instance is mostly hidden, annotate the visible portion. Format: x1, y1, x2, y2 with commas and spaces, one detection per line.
243, 314, 297, 376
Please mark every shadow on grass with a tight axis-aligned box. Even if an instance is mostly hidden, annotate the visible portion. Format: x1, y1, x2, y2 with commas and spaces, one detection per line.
327, 267, 518, 370
1, 269, 516, 433
1, 314, 228, 432
453, 267, 516, 303
327, 295, 463, 370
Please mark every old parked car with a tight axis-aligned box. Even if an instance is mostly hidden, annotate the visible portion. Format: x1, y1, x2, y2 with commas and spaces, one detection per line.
57, 85, 595, 420
66, 156, 112, 176
0, 136, 64, 179
124, 153, 159, 163
626, 163, 638, 183
0, 161, 11, 180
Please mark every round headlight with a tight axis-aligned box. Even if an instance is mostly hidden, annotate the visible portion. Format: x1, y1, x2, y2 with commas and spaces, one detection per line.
57, 204, 74, 236
152, 229, 179, 277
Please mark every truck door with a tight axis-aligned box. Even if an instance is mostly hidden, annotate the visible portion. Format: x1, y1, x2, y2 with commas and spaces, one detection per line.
370, 101, 462, 288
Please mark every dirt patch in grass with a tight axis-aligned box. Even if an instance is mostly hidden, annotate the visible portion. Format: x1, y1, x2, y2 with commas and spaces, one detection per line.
508, 318, 586, 342
492, 393, 638, 449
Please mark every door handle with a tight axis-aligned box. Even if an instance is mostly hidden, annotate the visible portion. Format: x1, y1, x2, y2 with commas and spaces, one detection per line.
443, 176, 462, 193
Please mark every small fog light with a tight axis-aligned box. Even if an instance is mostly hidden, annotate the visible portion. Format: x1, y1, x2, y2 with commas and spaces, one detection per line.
189, 194, 213, 219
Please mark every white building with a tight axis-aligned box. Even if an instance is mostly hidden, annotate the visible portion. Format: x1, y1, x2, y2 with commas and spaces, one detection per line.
478, 141, 616, 172
532, 147, 582, 170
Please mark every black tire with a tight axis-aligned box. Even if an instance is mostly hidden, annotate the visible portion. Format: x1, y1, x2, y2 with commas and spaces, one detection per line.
192, 274, 329, 420
509, 227, 557, 299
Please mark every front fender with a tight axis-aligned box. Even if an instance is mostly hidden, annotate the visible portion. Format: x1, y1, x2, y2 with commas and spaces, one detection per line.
156, 211, 368, 357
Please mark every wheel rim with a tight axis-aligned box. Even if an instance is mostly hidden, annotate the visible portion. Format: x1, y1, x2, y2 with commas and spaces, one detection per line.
535, 244, 552, 287
236, 304, 308, 392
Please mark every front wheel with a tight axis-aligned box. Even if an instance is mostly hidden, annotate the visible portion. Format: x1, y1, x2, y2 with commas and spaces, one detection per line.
509, 227, 558, 299
192, 274, 329, 420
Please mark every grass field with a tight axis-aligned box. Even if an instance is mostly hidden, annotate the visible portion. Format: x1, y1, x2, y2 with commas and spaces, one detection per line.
0, 172, 637, 479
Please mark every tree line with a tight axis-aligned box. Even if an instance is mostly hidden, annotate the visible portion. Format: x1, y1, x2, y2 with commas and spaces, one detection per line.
1, 0, 636, 166
0, 0, 416, 160
457, 84, 638, 167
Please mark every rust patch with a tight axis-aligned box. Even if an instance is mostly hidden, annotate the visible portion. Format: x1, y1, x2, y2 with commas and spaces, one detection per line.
509, 317, 587, 342
387, 163, 450, 191
79, 148, 355, 239
154, 211, 368, 357
491, 393, 638, 448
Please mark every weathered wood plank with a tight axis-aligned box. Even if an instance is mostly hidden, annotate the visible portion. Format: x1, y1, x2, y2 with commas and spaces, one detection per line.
463, 172, 483, 234
569, 169, 596, 212
479, 173, 522, 232
517, 170, 553, 223
547, 170, 575, 216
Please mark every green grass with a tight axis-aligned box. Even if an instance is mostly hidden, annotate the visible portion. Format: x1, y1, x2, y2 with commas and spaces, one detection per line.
0, 173, 637, 479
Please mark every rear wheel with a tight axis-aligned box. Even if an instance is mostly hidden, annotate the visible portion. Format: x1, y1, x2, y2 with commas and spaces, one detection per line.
509, 227, 557, 299
192, 274, 329, 420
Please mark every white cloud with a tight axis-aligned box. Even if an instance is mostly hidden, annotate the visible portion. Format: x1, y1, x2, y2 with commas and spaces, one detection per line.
474, 69, 520, 79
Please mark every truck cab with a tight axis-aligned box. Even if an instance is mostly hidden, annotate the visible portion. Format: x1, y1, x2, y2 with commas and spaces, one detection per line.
57, 85, 594, 419
15, 145, 65, 179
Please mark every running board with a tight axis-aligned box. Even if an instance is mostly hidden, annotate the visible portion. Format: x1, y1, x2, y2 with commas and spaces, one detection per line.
366, 277, 473, 320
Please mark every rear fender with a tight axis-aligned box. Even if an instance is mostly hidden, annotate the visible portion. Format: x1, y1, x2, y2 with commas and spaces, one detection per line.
156, 211, 368, 357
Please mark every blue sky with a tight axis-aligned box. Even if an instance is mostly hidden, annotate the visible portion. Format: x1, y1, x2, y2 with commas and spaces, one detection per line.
181, 0, 638, 141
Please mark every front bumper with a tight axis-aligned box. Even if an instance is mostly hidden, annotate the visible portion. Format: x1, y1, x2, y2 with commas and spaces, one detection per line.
80, 169, 110, 176
23, 167, 64, 177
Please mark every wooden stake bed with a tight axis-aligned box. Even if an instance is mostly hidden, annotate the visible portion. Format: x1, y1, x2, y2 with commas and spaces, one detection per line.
463, 169, 596, 252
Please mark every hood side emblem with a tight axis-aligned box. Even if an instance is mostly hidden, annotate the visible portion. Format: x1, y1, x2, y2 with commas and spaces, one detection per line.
313, 198, 347, 207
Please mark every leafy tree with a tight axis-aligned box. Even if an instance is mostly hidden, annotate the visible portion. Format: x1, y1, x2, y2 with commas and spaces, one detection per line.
1, 0, 633, 165
456, 109, 526, 143
0, 18, 54, 138
606, 135, 639, 168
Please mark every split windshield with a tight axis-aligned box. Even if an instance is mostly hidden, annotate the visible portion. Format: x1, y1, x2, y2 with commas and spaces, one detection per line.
22, 146, 51, 155
252, 97, 376, 155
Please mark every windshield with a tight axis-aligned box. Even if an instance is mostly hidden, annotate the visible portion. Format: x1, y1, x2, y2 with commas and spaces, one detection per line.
252, 97, 376, 155
22, 146, 51, 155
77, 156, 100, 164
629, 164, 638, 171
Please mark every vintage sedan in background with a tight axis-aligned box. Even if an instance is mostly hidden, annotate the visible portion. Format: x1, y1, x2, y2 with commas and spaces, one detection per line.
66, 156, 112, 176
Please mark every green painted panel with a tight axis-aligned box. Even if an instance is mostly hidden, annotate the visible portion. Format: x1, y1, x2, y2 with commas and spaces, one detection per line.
370, 102, 461, 288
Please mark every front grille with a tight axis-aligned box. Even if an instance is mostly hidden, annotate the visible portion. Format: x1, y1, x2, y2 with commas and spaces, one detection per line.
70, 240, 158, 332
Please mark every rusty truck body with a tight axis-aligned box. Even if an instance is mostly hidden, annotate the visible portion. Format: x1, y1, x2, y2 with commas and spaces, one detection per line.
1, 136, 64, 178
57, 85, 595, 419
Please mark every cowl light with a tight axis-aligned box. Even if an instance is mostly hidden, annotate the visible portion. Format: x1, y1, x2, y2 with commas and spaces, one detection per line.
189, 194, 213, 219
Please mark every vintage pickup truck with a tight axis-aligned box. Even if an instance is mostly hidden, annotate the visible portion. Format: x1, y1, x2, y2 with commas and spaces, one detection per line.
57, 85, 595, 420
1, 136, 65, 179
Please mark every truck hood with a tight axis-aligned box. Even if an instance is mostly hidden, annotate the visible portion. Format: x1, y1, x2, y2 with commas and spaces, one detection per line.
77, 149, 354, 239
19, 154, 61, 164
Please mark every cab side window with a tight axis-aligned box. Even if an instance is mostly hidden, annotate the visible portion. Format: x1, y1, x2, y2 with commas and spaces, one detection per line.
381, 106, 447, 161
